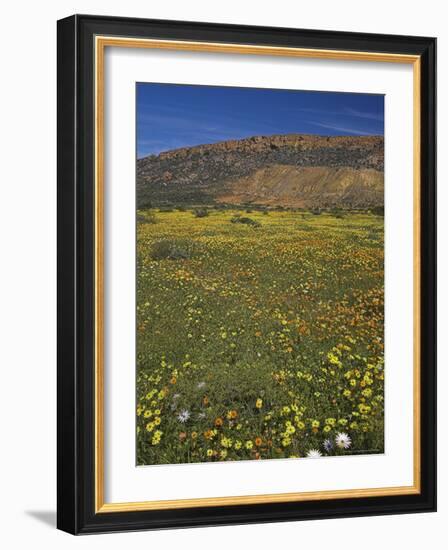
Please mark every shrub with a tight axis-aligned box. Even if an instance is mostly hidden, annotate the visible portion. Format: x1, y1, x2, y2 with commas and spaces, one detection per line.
230, 216, 261, 228
150, 240, 190, 260
330, 209, 345, 219
193, 208, 209, 218
137, 212, 157, 224
371, 205, 384, 216
329, 208, 345, 219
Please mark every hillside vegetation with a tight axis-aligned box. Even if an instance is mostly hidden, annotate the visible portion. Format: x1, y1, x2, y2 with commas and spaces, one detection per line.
137, 134, 384, 209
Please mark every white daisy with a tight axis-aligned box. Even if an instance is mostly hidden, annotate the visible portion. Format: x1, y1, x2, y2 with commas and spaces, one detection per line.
177, 409, 191, 423
335, 432, 352, 449
323, 438, 334, 452
197, 381, 206, 389
306, 449, 322, 458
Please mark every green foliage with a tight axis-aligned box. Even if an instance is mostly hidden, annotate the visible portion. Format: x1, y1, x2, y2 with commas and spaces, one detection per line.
371, 205, 384, 216
150, 239, 191, 260
331, 210, 345, 219
193, 208, 209, 218
137, 211, 157, 224
230, 215, 261, 228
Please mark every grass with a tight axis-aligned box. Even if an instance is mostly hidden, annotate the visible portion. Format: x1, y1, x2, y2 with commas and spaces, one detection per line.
136, 209, 384, 465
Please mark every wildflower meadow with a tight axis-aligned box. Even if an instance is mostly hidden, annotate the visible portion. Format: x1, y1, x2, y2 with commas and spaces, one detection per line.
136, 208, 384, 465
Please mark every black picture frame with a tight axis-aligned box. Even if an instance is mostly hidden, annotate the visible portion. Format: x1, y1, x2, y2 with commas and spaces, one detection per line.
57, 14, 436, 534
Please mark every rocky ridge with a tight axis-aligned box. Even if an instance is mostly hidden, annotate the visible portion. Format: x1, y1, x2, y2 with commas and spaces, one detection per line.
136, 134, 384, 209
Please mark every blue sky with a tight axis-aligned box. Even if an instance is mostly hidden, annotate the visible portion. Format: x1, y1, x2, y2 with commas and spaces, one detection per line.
136, 83, 384, 159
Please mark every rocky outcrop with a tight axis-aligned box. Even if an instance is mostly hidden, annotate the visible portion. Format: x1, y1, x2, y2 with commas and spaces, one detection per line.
136, 134, 384, 208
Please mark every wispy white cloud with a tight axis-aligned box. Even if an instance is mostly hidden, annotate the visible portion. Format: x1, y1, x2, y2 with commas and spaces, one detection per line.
289, 106, 383, 122
343, 107, 383, 121
309, 121, 376, 136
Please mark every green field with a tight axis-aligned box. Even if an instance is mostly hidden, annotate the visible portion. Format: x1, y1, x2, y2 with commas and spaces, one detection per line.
136, 209, 384, 465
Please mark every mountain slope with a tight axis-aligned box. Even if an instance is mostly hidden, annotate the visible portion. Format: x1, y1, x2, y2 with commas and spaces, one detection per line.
136, 134, 384, 209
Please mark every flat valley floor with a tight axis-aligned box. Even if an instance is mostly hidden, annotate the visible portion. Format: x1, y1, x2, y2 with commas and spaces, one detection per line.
136, 209, 384, 465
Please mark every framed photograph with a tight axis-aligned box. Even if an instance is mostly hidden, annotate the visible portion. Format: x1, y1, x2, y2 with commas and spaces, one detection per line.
57, 14, 436, 534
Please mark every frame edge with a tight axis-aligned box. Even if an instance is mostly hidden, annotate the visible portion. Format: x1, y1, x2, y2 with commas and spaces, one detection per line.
57, 14, 80, 535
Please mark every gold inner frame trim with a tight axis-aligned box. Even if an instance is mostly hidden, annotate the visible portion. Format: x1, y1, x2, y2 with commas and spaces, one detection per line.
94, 35, 421, 513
